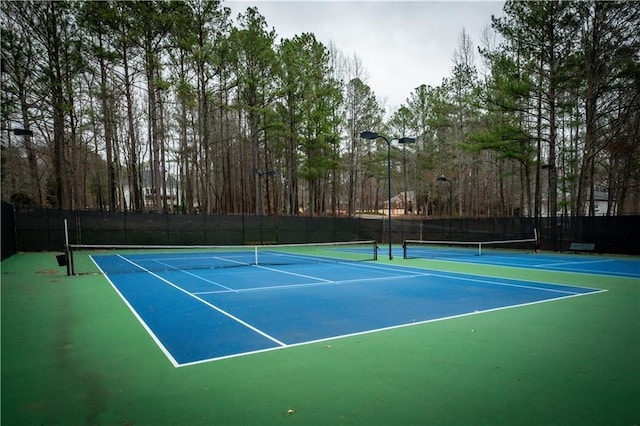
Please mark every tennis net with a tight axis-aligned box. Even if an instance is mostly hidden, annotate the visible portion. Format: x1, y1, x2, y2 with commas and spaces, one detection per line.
403, 238, 537, 259
68, 240, 378, 275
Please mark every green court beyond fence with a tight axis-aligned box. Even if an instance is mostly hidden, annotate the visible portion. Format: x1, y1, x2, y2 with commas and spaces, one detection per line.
1, 251, 639, 425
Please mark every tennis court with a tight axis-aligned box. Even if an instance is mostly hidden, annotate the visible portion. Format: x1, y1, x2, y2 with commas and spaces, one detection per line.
2, 244, 638, 425
86, 243, 608, 367
402, 241, 640, 278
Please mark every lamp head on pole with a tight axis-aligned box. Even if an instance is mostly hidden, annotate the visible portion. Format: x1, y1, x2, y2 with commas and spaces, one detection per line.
359, 131, 378, 140
12, 128, 33, 136
359, 129, 416, 260
254, 169, 279, 177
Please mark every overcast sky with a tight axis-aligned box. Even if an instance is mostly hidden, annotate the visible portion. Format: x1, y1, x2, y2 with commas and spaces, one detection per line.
226, 0, 505, 113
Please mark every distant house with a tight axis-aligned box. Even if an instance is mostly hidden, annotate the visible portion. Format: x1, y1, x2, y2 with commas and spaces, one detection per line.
592, 191, 612, 216
543, 190, 614, 216
121, 170, 180, 211
382, 191, 415, 215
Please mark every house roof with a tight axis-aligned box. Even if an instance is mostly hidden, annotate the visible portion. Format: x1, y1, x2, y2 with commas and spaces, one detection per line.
383, 191, 415, 206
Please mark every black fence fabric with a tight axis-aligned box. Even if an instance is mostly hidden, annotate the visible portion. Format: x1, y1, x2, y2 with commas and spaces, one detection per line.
538, 215, 640, 254
12, 208, 640, 255
399, 217, 537, 243
1, 202, 17, 260
16, 209, 382, 251
16, 208, 68, 252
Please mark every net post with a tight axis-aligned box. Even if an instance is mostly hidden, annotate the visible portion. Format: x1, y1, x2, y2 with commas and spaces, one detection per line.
478, 242, 482, 256
373, 240, 378, 261
402, 241, 407, 259
64, 219, 71, 276
71, 248, 76, 275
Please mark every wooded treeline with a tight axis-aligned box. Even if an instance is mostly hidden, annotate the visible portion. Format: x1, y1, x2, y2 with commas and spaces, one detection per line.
1, 0, 639, 218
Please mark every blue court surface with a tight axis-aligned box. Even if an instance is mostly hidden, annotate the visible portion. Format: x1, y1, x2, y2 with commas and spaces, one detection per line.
91, 250, 609, 367
402, 247, 640, 278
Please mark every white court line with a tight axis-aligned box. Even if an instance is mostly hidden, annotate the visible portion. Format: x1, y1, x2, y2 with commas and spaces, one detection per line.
152, 259, 237, 292
116, 254, 287, 347
334, 261, 599, 295
193, 280, 331, 294
253, 264, 335, 283
100, 255, 607, 367
188, 260, 434, 295
533, 259, 615, 268
429, 272, 583, 295
177, 289, 607, 367
293, 260, 582, 295
193, 272, 433, 295
90, 256, 181, 368
191, 257, 589, 296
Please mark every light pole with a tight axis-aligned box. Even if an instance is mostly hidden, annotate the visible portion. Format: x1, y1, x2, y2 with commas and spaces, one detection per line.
360, 131, 415, 259
437, 175, 452, 240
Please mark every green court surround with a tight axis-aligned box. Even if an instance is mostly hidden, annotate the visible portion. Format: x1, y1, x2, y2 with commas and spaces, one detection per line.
2, 252, 638, 425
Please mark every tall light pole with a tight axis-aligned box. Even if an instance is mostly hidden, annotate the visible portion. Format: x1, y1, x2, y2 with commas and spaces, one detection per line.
360, 131, 415, 259
437, 175, 452, 240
